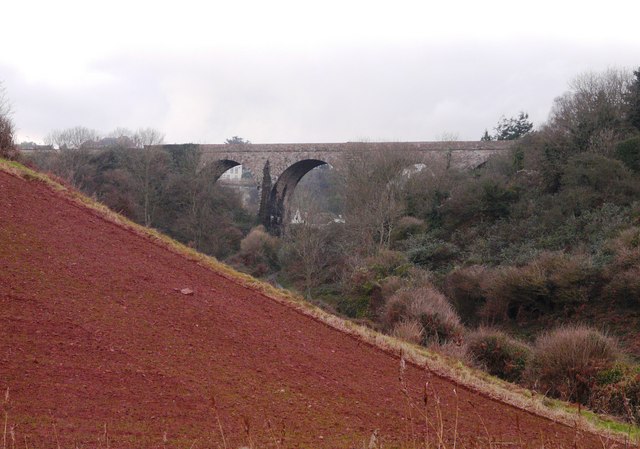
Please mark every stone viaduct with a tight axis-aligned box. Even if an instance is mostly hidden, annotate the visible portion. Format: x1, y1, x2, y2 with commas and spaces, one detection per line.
159, 141, 514, 235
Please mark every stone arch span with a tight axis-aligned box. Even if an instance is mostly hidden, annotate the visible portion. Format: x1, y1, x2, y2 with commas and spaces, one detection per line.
200, 159, 242, 183
266, 159, 328, 235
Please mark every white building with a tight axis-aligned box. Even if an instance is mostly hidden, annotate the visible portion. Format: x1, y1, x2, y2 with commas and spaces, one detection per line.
219, 165, 243, 181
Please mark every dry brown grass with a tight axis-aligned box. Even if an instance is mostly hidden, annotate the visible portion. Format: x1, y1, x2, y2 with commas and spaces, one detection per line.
391, 319, 424, 344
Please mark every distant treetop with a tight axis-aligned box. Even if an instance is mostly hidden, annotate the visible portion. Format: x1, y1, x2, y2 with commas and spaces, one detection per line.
225, 136, 251, 145
481, 112, 533, 141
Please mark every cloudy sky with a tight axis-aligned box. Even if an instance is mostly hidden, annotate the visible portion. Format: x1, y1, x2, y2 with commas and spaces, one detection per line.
2, 0, 639, 144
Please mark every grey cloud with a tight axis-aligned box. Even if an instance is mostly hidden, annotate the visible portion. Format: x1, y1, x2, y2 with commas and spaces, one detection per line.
4, 39, 640, 144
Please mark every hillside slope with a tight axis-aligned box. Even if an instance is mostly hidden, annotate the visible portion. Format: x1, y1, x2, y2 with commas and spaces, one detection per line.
0, 165, 616, 448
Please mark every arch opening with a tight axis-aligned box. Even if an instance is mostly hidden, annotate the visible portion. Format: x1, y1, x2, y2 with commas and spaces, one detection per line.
201, 159, 242, 183
200, 159, 261, 214
265, 159, 328, 235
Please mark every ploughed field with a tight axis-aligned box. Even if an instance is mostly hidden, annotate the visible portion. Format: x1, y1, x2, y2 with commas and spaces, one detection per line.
0, 169, 611, 448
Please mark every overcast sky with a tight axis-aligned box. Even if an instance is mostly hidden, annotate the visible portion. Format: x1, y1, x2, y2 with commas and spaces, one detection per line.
2, 0, 639, 144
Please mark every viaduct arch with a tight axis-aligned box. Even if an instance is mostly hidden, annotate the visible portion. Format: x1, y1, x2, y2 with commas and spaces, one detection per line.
156, 141, 514, 235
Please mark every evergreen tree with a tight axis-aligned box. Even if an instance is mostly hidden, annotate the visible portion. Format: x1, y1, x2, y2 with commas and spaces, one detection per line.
258, 160, 272, 227
225, 136, 251, 145
628, 68, 640, 132
480, 129, 493, 141
494, 112, 533, 140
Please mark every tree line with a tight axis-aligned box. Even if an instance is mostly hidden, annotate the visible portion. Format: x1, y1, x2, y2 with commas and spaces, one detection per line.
27, 139, 254, 259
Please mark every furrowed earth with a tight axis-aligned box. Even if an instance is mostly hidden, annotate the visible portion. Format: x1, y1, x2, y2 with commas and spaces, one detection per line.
0, 166, 620, 448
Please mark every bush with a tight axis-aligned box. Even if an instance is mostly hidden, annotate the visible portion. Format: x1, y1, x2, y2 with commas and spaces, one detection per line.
479, 179, 519, 220
526, 325, 620, 404
382, 287, 463, 345
482, 265, 548, 321
559, 153, 639, 213
602, 268, 640, 307
481, 252, 594, 321
405, 234, 460, 271
535, 252, 595, 304
380, 276, 409, 300
592, 367, 640, 424
236, 226, 280, 277
615, 136, 640, 172
390, 216, 427, 245
467, 328, 532, 383
605, 227, 640, 270
341, 250, 412, 318
380, 268, 433, 301
365, 250, 410, 279
444, 265, 489, 325
601, 227, 640, 306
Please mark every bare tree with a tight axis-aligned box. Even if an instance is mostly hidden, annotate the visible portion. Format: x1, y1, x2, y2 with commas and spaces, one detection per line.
108, 127, 134, 138
0, 82, 16, 159
338, 143, 414, 254
0, 82, 9, 117
130, 127, 166, 226
545, 68, 634, 153
133, 127, 165, 148
404, 151, 461, 220
282, 196, 334, 298
437, 131, 460, 142
41, 126, 99, 187
45, 126, 100, 150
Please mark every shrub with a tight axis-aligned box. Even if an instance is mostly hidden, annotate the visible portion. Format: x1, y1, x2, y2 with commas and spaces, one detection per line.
382, 287, 463, 345
336, 294, 371, 319
380, 268, 433, 300
341, 250, 412, 318
444, 265, 489, 325
602, 268, 640, 307
601, 227, 640, 306
481, 252, 594, 321
605, 227, 640, 270
346, 250, 409, 294
405, 234, 460, 271
365, 250, 410, 279
526, 325, 620, 404
380, 276, 408, 300
590, 364, 640, 424
535, 252, 595, 304
615, 136, 640, 172
237, 226, 280, 277
479, 179, 519, 220
482, 265, 548, 321
466, 328, 532, 383
559, 153, 639, 213
390, 216, 427, 244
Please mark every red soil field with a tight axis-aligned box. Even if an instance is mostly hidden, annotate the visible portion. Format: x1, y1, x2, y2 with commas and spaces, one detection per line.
0, 169, 618, 448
